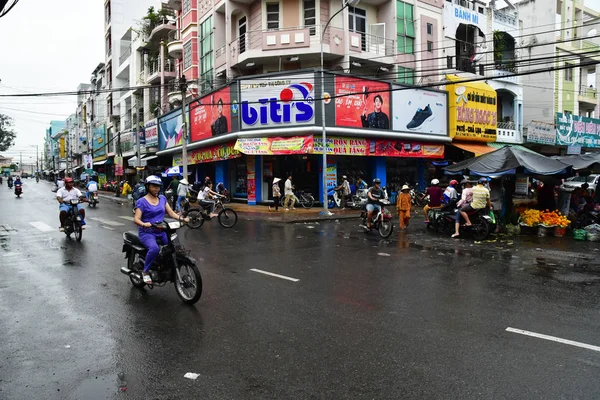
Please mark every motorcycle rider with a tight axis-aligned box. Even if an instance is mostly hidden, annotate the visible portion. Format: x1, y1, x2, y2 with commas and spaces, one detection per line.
423, 179, 444, 223
452, 180, 474, 238
198, 181, 223, 218
334, 175, 351, 209
57, 177, 86, 231
86, 176, 98, 200
133, 175, 188, 285
457, 177, 491, 230
365, 178, 385, 231
443, 180, 459, 205
14, 176, 22, 186
7, 175, 13, 188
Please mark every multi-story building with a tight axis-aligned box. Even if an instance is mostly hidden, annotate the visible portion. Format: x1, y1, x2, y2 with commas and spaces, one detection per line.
44, 120, 66, 173
518, 0, 600, 154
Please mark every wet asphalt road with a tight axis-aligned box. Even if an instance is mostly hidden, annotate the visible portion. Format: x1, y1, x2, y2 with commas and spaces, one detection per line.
2, 180, 600, 399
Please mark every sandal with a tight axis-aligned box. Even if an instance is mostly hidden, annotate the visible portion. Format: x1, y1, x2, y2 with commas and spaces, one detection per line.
142, 273, 153, 285
451, 233, 460, 238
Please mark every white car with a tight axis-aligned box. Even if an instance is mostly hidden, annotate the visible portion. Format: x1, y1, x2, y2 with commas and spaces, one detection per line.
560, 175, 600, 193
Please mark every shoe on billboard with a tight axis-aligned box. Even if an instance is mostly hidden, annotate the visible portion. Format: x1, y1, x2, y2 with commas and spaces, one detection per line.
406, 105, 434, 130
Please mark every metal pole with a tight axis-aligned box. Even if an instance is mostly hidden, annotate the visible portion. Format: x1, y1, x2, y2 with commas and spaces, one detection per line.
180, 75, 189, 179
320, 0, 357, 215
134, 94, 141, 178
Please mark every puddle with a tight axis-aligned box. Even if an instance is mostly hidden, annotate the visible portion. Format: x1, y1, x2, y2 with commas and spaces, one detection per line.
70, 373, 120, 400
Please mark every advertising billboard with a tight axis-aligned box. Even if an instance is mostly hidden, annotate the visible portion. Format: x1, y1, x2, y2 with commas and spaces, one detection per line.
527, 121, 556, 145
334, 76, 390, 129
158, 109, 184, 151
312, 137, 443, 158
92, 126, 106, 157
556, 112, 600, 148
234, 136, 314, 155
240, 75, 315, 130
191, 86, 232, 141
173, 142, 241, 166
446, 75, 497, 142
392, 86, 448, 136
144, 119, 158, 146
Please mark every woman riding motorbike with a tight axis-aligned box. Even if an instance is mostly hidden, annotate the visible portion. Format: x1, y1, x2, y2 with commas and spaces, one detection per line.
133, 176, 189, 285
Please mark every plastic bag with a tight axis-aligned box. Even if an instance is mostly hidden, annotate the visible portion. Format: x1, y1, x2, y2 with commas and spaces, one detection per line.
584, 223, 600, 234
489, 211, 496, 225
573, 229, 587, 241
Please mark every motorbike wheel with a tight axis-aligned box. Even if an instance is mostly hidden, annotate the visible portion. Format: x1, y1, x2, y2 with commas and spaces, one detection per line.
127, 251, 146, 288
174, 260, 203, 305
73, 221, 83, 242
378, 220, 394, 238
471, 219, 489, 241
186, 209, 205, 229
218, 208, 238, 228
300, 194, 314, 209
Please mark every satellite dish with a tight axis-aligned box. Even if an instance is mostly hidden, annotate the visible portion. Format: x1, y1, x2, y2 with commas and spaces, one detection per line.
588, 29, 597, 37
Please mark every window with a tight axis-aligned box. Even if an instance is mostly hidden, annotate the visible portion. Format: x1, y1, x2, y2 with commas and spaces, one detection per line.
397, 67, 415, 85
266, 3, 280, 30
304, 0, 316, 36
565, 63, 573, 81
397, 1, 415, 54
349, 6, 367, 51
200, 16, 214, 92
183, 0, 191, 14
183, 41, 192, 70
239, 16, 247, 54
427, 41, 433, 52
426, 23, 433, 35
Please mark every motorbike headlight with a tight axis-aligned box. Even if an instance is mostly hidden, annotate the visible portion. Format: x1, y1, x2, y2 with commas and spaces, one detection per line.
167, 221, 181, 230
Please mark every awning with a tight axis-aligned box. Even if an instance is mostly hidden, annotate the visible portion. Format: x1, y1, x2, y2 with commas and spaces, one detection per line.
488, 143, 538, 154
122, 151, 135, 158
142, 155, 158, 161
72, 165, 83, 171
94, 160, 107, 166
451, 142, 496, 156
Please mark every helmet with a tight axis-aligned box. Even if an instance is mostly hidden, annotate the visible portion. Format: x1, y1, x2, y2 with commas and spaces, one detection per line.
145, 175, 162, 186
431, 179, 440, 185
373, 178, 381, 184
478, 177, 488, 184
64, 177, 74, 184
449, 180, 458, 186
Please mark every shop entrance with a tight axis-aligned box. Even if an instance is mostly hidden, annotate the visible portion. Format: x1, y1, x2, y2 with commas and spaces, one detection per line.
264, 155, 320, 201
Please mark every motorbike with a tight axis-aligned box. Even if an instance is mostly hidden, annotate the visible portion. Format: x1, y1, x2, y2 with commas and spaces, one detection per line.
88, 192, 99, 208
426, 200, 458, 233
216, 182, 231, 204
8, 180, 13, 189
120, 219, 203, 305
347, 188, 369, 210
327, 188, 343, 208
433, 207, 493, 240
36, 176, 39, 183
410, 188, 429, 207
14, 183, 22, 198
360, 199, 394, 238
63, 198, 86, 241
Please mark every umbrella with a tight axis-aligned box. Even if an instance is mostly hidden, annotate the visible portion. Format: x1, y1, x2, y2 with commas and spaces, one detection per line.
444, 146, 570, 176
553, 153, 600, 170
164, 166, 182, 176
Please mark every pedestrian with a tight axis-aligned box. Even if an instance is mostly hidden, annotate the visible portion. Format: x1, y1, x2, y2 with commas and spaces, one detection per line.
284, 175, 296, 210
269, 177, 281, 211
176, 178, 190, 213
122, 180, 132, 199
396, 184, 412, 230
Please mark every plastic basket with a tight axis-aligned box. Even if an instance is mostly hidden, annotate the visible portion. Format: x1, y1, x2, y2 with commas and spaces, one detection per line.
554, 226, 567, 237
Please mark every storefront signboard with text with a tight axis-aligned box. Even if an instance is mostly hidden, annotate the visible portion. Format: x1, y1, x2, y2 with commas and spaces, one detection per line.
446, 75, 497, 142
173, 142, 241, 166
334, 76, 390, 130
240, 75, 315, 130
191, 86, 232, 141
234, 136, 314, 155
527, 121, 556, 145
114, 156, 123, 176
313, 137, 444, 158
144, 119, 158, 146
556, 112, 600, 148
392, 86, 448, 136
326, 163, 337, 189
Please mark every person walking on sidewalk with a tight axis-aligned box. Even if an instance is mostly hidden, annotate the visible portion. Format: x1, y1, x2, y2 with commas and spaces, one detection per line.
396, 185, 412, 230
269, 177, 282, 211
283, 175, 296, 210
176, 178, 190, 212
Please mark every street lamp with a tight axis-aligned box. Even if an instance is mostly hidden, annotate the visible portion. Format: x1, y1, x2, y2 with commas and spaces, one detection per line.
320, 0, 359, 215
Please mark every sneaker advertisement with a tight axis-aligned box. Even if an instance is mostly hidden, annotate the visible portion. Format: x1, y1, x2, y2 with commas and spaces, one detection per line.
391, 85, 448, 136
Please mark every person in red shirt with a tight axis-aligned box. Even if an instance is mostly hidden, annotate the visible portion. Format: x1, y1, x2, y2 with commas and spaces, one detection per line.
423, 179, 444, 223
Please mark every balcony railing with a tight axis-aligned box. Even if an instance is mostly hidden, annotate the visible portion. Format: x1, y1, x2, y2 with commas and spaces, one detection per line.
495, 59, 517, 73
355, 31, 395, 56
107, 47, 112, 58
167, 29, 180, 43
498, 121, 516, 130
123, 109, 132, 130
216, 45, 226, 58
579, 85, 597, 99
148, 57, 176, 76
119, 45, 132, 65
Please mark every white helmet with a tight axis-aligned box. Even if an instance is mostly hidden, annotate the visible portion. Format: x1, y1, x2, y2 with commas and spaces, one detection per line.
431, 179, 440, 185
145, 175, 162, 186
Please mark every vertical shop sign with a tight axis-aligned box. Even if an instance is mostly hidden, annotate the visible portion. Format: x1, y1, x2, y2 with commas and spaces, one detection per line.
98, 173, 107, 185
114, 156, 124, 176
326, 162, 337, 189
247, 156, 256, 204
515, 176, 529, 195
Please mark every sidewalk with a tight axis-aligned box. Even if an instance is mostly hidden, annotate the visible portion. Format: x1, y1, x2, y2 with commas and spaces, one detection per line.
96, 191, 361, 223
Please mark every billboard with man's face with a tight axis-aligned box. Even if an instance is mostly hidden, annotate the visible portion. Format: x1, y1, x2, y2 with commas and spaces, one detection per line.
190, 86, 232, 142
334, 76, 390, 129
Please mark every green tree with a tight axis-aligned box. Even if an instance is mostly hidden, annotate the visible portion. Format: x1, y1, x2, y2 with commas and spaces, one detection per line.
0, 114, 16, 151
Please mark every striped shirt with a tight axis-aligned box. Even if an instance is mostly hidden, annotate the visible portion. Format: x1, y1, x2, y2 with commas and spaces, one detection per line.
471, 185, 490, 209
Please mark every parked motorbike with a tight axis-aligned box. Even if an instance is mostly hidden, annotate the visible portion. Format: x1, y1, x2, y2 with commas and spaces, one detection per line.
410, 188, 429, 207
63, 198, 86, 241
216, 182, 231, 204
360, 199, 394, 238
88, 192, 99, 208
347, 188, 368, 210
327, 188, 343, 208
14, 183, 22, 198
121, 219, 202, 305
8, 181, 13, 189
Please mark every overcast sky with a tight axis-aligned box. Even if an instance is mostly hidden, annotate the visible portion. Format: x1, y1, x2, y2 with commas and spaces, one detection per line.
0, 0, 104, 162
1, 0, 600, 162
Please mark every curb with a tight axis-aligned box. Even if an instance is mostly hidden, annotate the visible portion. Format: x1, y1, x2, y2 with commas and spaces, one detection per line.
238, 213, 361, 224
98, 194, 127, 205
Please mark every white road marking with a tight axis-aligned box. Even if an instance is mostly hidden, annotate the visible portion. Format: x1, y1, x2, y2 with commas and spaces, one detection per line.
29, 221, 55, 232
250, 268, 299, 282
377, 252, 391, 257
2, 252, 21, 257
89, 217, 124, 226
119, 216, 135, 221
101, 226, 115, 231
506, 327, 600, 352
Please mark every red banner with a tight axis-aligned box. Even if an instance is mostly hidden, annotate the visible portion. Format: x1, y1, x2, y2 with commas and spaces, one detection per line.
190, 86, 231, 142
247, 156, 256, 204
372, 140, 444, 158
335, 76, 391, 129
172, 142, 241, 166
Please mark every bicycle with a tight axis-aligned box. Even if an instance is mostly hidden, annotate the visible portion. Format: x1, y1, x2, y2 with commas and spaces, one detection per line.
296, 191, 315, 209
184, 197, 238, 229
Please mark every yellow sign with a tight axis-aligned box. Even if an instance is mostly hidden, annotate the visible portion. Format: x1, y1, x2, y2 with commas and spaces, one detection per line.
446, 74, 497, 142
59, 137, 66, 158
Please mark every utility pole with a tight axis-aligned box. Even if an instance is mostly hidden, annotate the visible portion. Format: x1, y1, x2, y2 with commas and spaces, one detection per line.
180, 75, 189, 179
19, 151, 22, 174
134, 93, 141, 179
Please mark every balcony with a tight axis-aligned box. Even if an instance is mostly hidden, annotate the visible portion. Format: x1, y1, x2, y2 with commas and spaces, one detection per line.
496, 121, 522, 144
148, 17, 176, 43
349, 31, 395, 58
147, 57, 177, 84
579, 85, 598, 105
167, 30, 183, 59
215, 44, 226, 69
119, 45, 132, 65
167, 82, 182, 105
